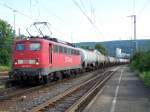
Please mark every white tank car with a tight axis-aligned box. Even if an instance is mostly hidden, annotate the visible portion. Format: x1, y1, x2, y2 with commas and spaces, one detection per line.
104, 56, 109, 65
119, 58, 129, 64
94, 50, 106, 65
108, 56, 116, 64
78, 48, 98, 68
114, 58, 118, 64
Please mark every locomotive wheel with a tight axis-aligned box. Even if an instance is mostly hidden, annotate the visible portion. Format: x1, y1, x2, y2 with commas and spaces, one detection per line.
56, 72, 63, 80
43, 76, 48, 84
70, 70, 76, 78
63, 70, 70, 78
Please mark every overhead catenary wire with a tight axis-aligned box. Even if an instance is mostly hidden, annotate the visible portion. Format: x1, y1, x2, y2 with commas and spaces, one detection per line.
33, 0, 41, 21
79, 0, 87, 13
36, 0, 75, 42
72, 0, 103, 37
137, 0, 150, 17
39, 0, 67, 25
80, 0, 96, 23
130, 0, 150, 40
0, 1, 73, 42
1, 3, 33, 20
89, 0, 95, 22
0, 2, 37, 38
1, 1, 52, 37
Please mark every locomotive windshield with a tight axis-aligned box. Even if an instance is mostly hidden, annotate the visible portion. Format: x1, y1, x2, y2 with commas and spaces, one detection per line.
16, 43, 25, 51
29, 43, 41, 51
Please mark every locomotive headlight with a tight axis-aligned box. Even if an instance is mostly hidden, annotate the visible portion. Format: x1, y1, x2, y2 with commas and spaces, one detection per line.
14, 59, 18, 65
35, 59, 39, 65
14, 62, 18, 65
35, 62, 39, 65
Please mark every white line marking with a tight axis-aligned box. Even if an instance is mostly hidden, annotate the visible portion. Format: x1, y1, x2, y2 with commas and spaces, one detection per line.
110, 69, 123, 112
119, 70, 123, 84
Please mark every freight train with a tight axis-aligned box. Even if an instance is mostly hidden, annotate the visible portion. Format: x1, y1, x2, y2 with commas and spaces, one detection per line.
9, 36, 128, 83
9, 22, 129, 83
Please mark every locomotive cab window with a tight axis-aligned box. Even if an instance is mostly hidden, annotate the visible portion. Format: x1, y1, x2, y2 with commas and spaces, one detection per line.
29, 43, 41, 51
16, 43, 25, 51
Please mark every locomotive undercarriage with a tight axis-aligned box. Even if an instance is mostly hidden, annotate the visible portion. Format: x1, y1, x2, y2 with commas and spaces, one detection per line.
9, 67, 82, 84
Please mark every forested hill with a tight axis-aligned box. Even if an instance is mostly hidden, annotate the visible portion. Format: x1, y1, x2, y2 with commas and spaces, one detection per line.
75, 39, 150, 56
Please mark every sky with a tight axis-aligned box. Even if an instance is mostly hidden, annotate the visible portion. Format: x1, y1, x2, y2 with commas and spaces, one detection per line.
0, 0, 150, 43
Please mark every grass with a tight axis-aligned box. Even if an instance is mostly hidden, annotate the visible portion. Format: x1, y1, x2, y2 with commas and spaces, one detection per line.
139, 71, 150, 87
0, 65, 10, 72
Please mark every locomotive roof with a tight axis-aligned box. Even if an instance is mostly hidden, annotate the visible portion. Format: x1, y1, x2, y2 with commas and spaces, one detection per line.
15, 36, 77, 49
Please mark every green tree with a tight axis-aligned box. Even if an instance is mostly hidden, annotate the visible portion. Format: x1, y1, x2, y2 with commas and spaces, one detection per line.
80, 46, 89, 50
130, 50, 150, 86
131, 49, 150, 72
95, 43, 107, 55
0, 19, 13, 65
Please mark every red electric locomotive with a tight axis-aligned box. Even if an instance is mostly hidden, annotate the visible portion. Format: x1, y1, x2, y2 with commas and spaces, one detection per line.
10, 37, 81, 83
9, 22, 81, 83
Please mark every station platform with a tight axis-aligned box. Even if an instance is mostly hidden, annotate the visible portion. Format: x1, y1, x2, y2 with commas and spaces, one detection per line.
83, 65, 150, 112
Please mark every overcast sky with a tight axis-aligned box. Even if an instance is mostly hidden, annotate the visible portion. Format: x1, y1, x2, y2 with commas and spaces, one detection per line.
0, 0, 150, 42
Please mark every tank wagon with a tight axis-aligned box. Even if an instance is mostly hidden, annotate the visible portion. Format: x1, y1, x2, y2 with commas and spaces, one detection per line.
94, 50, 106, 68
119, 58, 129, 64
77, 48, 98, 70
108, 56, 118, 66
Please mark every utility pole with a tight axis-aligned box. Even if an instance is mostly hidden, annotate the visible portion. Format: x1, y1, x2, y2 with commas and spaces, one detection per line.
18, 28, 21, 39
3, 4, 17, 38
1, 4, 32, 38
128, 15, 137, 52
13, 10, 16, 38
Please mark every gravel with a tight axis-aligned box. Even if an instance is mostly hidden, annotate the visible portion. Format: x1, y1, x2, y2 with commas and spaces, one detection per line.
0, 70, 103, 112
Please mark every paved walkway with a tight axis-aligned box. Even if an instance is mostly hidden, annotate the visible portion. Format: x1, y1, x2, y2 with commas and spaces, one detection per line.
83, 66, 150, 112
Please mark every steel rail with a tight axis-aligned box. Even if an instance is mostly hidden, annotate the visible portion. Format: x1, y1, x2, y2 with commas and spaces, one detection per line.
65, 70, 116, 112
30, 68, 118, 112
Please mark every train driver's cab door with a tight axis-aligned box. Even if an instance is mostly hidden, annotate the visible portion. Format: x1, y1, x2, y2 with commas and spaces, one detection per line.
49, 44, 52, 64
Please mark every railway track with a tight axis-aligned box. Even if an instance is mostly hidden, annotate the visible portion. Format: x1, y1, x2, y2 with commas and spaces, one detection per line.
30, 67, 118, 112
0, 70, 97, 101
0, 69, 105, 111
0, 83, 53, 101
0, 75, 9, 89
0, 78, 51, 101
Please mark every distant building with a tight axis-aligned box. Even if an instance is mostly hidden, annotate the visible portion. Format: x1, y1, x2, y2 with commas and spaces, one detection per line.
116, 48, 122, 58
116, 48, 130, 59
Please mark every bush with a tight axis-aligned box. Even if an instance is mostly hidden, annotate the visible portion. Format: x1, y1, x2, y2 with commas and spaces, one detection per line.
140, 72, 150, 86
130, 50, 150, 72
131, 49, 150, 87
0, 65, 10, 72
0, 49, 10, 65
